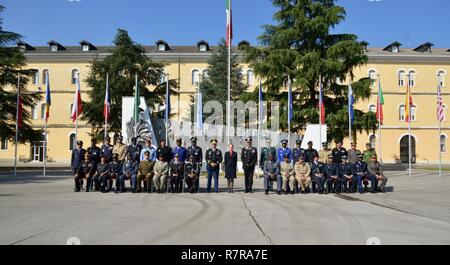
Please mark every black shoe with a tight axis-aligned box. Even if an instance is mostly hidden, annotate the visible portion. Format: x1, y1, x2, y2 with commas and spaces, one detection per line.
301, 190, 305, 194
284, 191, 289, 195
74, 189, 80, 192
276, 191, 281, 195
291, 191, 295, 195
265, 191, 269, 195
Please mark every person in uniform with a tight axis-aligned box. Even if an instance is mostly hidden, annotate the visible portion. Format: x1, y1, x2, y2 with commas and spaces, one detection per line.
206, 138, 223, 193
305, 141, 319, 163
187, 137, 203, 192
311, 154, 327, 194
153, 153, 169, 193
224, 143, 237, 193
74, 152, 95, 192
140, 138, 157, 162
109, 153, 124, 193
185, 155, 200, 193
157, 139, 173, 163
292, 138, 306, 165
280, 154, 294, 194
241, 137, 257, 193
339, 155, 355, 193
363, 143, 377, 164
318, 142, 332, 164
169, 153, 184, 193
260, 138, 277, 170
368, 154, 388, 193
101, 136, 114, 163
294, 156, 311, 194
127, 137, 142, 163
277, 139, 292, 163
325, 154, 341, 193
347, 142, 362, 164
123, 153, 139, 193
113, 135, 127, 162
93, 155, 111, 193
137, 151, 155, 193
71, 140, 86, 177
173, 138, 187, 162
354, 154, 373, 194
87, 138, 101, 166
263, 153, 281, 195
332, 141, 347, 164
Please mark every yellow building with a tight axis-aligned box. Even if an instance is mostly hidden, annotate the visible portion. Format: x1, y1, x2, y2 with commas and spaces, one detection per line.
0, 40, 449, 164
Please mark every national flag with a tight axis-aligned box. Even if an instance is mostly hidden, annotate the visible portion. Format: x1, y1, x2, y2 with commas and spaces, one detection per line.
45, 73, 51, 122
288, 78, 293, 129
377, 79, 385, 125
17, 95, 23, 128
133, 75, 140, 122
405, 75, 413, 123
319, 79, 325, 124
165, 77, 171, 124
259, 79, 263, 125
71, 73, 82, 122
437, 79, 444, 123
103, 74, 110, 122
348, 84, 355, 125
225, 0, 233, 47
197, 89, 203, 131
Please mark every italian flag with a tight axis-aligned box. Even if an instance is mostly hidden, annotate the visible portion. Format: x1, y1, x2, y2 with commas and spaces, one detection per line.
226, 0, 233, 47
376, 79, 384, 125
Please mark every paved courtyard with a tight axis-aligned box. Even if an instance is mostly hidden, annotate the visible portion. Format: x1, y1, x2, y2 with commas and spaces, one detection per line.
0, 168, 449, 245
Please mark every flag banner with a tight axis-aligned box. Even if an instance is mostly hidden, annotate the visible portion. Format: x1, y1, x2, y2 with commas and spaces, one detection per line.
133, 75, 140, 123
377, 79, 385, 125
70, 74, 82, 122
165, 78, 171, 124
197, 90, 203, 131
45, 73, 51, 122
259, 79, 263, 124
405, 76, 413, 123
319, 79, 325, 124
437, 81, 444, 123
288, 78, 293, 129
103, 74, 110, 122
17, 95, 23, 128
226, 0, 233, 47
348, 84, 355, 125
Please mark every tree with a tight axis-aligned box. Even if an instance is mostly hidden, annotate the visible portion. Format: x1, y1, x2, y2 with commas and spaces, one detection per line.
245, 0, 377, 142
83, 29, 178, 137
198, 39, 247, 121
0, 5, 42, 143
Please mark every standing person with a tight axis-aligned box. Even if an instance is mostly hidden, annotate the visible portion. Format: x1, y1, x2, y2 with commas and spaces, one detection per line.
71, 140, 86, 189
347, 142, 362, 164
187, 137, 203, 192
157, 139, 173, 163
294, 156, 311, 194
325, 155, 341, 193
101, 136, 114, 163
292, 138, 306, 165
311, 154, 327, 194
94, 156, 110, 193
224, 144, 237, 193
140, 138, 157, 162
109, 153, 123, 193
363, 143, 377, 164
123, 153, 138, 193
280, 154, 294, 194
263, 153, 281, 195
332, 141, 347, 164
173, 138, 187, 162
113, 135, 127, 162
241, 137, 257, 193
74, 152, 95, 192
368, 154, 388, 193
354, 154, 372, 194
137, 151, 154, 193
87, 138, 101, 166
260, 138, 277, 170
185, 155, 200, 193
206, 138, 223, 193
305, 141, 319, 163
169, 153, 184, 193
277, 139, 292, 163
127, 137, 142, 163
318, 142, 332, 164
153, 153, 169, 193
339, 155, 355, 193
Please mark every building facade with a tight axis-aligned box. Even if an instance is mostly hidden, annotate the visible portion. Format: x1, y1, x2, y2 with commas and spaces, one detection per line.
1, 40, 449, 164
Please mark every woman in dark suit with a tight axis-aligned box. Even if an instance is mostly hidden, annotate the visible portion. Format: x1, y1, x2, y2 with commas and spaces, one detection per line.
224, 144, 237, 193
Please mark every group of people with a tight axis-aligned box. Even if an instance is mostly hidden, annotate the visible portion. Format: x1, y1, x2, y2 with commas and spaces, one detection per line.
70, 135, 388, 195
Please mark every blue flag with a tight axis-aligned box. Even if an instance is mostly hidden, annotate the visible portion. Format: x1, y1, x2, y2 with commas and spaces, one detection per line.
348, 84, 355, 125
288, 79, 293, 128
259, 79, 263, 124
165, 78, 170, 124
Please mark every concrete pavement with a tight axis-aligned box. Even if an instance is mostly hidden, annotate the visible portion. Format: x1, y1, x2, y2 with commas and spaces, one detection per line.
0, 169, 449, 245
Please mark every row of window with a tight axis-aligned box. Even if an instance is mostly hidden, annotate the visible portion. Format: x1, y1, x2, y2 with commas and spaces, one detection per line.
32, 69, 80, 85
191, 69, 255, 86
367, 103, 442, 122
368, 69, 446, 87
30, 104, 74, 120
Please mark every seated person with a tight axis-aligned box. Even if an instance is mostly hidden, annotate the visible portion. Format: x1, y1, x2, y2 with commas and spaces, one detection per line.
311, 154, 327, 194
185, 155, 200, 193
94, 155, 110, 193
169, 153, 185, 193
368, 154, 388, 193
263, 153, 281, 195
109, 153, 124, 193
74, 152, 95, 192
137, 151, 155, 193
153, 154, 169, 193
354, 154, 376, 194
280, 154, 294, 195
325, 154, 341, 193
339, 155, 355, 193
294, 156, 311, 194
122, 153, 139, 193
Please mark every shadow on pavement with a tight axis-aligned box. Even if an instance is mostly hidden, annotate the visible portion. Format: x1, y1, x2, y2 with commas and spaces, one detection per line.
0, 170, 72, 184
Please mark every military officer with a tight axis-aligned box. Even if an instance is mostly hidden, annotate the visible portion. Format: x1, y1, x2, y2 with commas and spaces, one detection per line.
305, 141, 319, 163
280, 154, 294, 194
260, 138, 277, 170
241, 137, 258, 193
277, 139, 292, 163
318, 142, 332, 164
127, 137, 142, 163
169, 153, 185, 193
74, 152, 95, 192
368, 154, 388, 193
294, 156, 311, 194
140, 138, 157, 162
263, 153, 281, 195
157, 139, 173, 163
123, 153, 139, 193
185, 155, 200, 193
153, 153, 169, 193
292, 138, 306, 165
101, 136, 114, 162
187, 137, 203, 192
363, 143, 377, 164
87, 138, 101, 166
71, 140, 86, 176
325, 154, 341, 193
109, 153, 124, 193
311, 154, 327, 194
332, 141, 348, 164
206, 138, 223, 193
173, 138, 187, 162
93, 155, 110, 193
354, 154, 375, 194
137, 151, 155, 193
113, 135, 127, 162
339, 155, 355, 193
347, 142, 362, 164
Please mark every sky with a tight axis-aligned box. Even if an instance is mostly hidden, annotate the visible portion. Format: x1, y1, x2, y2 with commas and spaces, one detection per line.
2, 0, 450, 48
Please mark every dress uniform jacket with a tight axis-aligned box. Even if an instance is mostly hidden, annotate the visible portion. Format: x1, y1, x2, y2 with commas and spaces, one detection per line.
305, 148, 319, 163
154, 161, 169, 176
339, 163, 354, 177
123, 160, 138, 177
292, 147, 306, 164
318, 150, 332, 164
277, 148, 292, 163
310, 161, 325, 176
101, 144, 113, 162
127, 144, 142, 163
173, 146, 187, 162
206, 148, 223, 170
185, 162, 200, 180
71, 148, 86, 173
332, 147, 348, 164
113, 143, 127, 161
157, 146, 173, 162
264, 160, 280, 179
187, 145, 203, 164
294, 162, 311, 177
347, 149, 362, 164
87, 146, 101, 165
260, 146, 276, 168
368, 161, 383, 176
324, 163, 340, 178
170, 161, 185, 178
140, 146, 157, 161
77, 160, 95, 178
353, 161, 368, 177
363, 149, 377, 163
109, 161, 123, 178
138, 160, 155, 177
241, 147, 257, 169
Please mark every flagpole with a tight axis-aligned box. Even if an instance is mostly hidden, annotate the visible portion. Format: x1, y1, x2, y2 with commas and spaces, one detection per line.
438, 75, 442, 178
319, 76, 322, 149
75, 73, 79, 142
166, 74, 169, 143
227, 31, 231, 145
14, 75, 20, 177
349, 81, 353, 144
104, 74, 109, 140
408, 74, 412, 178
378, 75, 383, 164
288, 77, 291, 150
257, 78, 262, 179
43, 113, 48, 177
134, 74, 138, 138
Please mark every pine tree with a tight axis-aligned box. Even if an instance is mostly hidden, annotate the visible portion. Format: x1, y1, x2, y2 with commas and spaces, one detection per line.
83, 29, 177, 137
245, 0, 378, 142
0, 5, 42, 143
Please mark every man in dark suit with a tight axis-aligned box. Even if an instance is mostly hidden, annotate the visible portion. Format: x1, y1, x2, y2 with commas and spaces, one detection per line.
225, 143, 237, 193
71, 140, 85, 178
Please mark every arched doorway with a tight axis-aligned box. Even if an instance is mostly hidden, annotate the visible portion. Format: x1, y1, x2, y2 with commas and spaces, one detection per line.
400, 135, 416, 164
